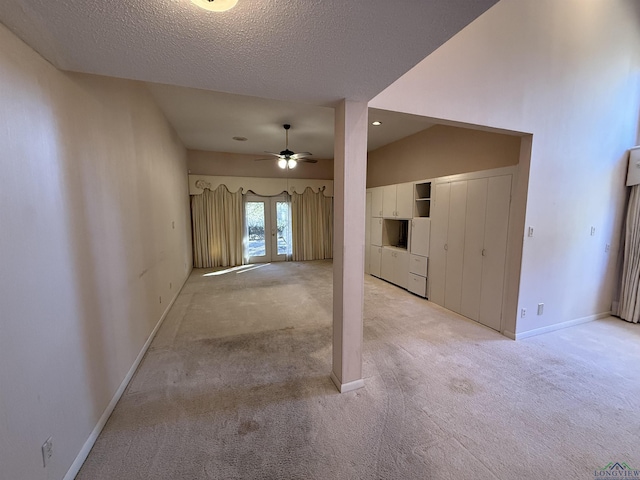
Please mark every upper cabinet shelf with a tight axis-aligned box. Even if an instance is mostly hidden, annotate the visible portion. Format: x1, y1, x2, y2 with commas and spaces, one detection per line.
414, 181, 431, 217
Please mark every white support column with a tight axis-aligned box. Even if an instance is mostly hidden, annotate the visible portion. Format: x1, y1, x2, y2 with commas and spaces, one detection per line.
331, 99, 367, 393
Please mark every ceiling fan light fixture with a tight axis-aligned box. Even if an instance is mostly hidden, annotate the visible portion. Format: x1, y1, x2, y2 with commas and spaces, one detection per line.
278, 158, 288, 169
287, 159, 297, 169
372, 121, 382, 126
191, 0, 238, 12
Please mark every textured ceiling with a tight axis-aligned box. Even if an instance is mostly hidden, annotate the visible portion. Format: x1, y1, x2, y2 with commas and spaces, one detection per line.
0, 0, 498, 157
0, 0, 497, 106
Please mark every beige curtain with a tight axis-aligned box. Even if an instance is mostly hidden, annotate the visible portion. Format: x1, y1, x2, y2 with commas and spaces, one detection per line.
618, 185, 640, 323
291, 188, 333, 261
191, 185, 243, 268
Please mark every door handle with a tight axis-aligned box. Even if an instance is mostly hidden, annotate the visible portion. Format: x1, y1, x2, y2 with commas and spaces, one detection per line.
482, 249, 486, 256
444, 244, 448, 251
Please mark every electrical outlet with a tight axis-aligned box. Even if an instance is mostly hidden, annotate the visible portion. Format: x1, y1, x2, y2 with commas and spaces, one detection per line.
42, 437, 53, 467
521, 308, 526, 318
159, 296, 162, 304
590, 226, 596, 236
537, 303, 544, 315
605, 244, 611, 253
527, 227, 534, 237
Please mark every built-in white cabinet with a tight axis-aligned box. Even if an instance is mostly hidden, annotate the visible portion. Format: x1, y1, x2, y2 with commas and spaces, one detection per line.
409, 253, 428, 277
383, 183, 413, 218
414, 182, 431, 218
407, 254, 428, 297
371, 187, 384, 217
429, 175, 511, 331
370, 245, 382, 277
371, 218, 383, 247
407, 218, 430, 298
408, 273, 427, 297
410, 218, 431, 257
381, 247, 409, 289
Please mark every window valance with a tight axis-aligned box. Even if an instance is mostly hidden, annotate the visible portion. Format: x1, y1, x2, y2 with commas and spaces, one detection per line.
189, 175, 333, 197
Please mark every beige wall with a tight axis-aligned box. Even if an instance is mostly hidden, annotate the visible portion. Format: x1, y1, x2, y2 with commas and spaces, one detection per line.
0, 24, 191, 480
366, 124, 521, 187
189, 149, 334, 180
371, 0, 640, 336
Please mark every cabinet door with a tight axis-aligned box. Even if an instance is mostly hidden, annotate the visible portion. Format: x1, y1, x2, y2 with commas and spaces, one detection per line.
444, 181, 467, 314
460, 178, 488, 321
394, 250, 409, 289
479, 175, 511, 331
371, 218, 383, 246
371, 187, 384, 217
370, 246, 382, 277
382, 185, 397, 217
408, 273, 427, 297
410, 218, 431, 257
380, 247, 395, 283
396, 183, 414, 218
429, 183, 450, 307
409, 254, 428, 277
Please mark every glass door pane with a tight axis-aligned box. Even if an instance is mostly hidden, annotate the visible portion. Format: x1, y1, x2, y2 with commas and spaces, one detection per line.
244, 194, 291, 263
275, 201, 291, 257
245, 201, 268, 262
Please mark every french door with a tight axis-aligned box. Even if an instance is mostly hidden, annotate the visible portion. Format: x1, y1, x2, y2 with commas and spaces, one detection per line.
244, 194, 291, 263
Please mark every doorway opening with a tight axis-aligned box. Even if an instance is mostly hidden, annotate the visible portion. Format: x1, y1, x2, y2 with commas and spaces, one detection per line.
244, 194, 291, 263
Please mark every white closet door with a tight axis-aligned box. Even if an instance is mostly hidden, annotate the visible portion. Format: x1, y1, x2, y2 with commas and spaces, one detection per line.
444, 181, 468, 314
479, 175, 512, 331
370, 246, 382, 277
382, 185, 397, 217
429, 183, 450, 306
460, 178, 488, 321
396, 183, 414, 218
371, 218, 383, 246
394, 250, 409, 289
410, 218, 431, 257
371, 187, 384, 217
380, 248, 395, 283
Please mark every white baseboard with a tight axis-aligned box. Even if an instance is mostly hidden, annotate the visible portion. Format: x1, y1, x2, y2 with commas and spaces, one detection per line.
506, 312, 611, 341
63, 269, 192, 480
330, 372, 365, 393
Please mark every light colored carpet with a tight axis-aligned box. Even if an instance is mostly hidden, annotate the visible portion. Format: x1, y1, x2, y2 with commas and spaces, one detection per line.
76, 260, 640, 479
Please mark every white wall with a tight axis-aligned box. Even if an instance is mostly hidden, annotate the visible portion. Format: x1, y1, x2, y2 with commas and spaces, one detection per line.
0, 24, 191, 480
371, 0, 640, 335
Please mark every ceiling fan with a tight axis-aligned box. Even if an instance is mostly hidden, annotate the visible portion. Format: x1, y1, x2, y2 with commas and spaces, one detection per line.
255, 124, 316, 169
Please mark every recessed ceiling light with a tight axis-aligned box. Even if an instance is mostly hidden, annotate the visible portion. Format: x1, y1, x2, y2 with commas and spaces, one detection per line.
232, 136, 248, 142
191, 0, 238, 12
372, 121, 382, 126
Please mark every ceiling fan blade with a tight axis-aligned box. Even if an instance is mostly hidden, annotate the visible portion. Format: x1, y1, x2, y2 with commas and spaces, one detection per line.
299, 158, 318, 163
291, 152, 312, 159
254, 158, 276, 162
263, 151, 284, 157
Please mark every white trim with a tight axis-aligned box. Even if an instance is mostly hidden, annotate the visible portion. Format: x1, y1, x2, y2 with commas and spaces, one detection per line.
507, 312, 610, 340
63, 269, 192, 480
330, 372, 365, 393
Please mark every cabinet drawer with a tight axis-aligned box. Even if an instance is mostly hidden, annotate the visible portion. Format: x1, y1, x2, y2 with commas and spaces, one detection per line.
408, 273, 427, 297
409, 254, 428, 277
